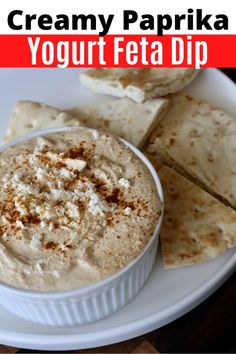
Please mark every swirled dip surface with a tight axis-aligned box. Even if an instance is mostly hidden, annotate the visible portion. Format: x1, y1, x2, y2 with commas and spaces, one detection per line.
0, 129, 161, 291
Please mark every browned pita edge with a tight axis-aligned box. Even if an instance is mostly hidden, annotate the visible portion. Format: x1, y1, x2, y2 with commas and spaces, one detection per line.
158, 165, 236, 269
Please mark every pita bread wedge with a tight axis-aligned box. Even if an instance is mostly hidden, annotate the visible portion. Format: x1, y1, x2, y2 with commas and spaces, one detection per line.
4, 98, 168, 148
147, 94, 236, 209
3, 101, 84, 143
159, 165, 236, 268
70, 97, 169, 148
80, 68, 200, 103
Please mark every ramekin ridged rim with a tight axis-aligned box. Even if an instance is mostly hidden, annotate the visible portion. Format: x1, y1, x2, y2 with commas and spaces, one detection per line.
0, 126, 164, 298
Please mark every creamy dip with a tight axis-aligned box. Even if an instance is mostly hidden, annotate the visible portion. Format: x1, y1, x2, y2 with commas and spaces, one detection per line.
0, 129, 161, 291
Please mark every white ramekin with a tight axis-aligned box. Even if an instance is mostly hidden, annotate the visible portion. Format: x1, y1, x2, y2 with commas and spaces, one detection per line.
0, 127, 163, 327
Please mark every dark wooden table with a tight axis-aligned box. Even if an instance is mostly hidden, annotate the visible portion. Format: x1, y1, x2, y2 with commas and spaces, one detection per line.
0, 69, 235, 354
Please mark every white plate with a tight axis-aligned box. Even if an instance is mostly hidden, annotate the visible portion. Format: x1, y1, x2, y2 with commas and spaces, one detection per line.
0, 68, 235, 351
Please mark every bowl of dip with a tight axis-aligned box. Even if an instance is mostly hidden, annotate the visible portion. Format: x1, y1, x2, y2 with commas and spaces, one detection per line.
0, 127, 163, 326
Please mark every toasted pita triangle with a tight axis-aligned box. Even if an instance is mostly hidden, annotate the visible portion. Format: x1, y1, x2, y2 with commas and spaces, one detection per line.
3, 101, 84, 143
147, 94, 236, 209
158, 165, 236, 268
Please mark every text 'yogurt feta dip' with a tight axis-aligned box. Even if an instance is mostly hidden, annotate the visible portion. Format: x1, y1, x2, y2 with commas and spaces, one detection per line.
0, 129, 161, 291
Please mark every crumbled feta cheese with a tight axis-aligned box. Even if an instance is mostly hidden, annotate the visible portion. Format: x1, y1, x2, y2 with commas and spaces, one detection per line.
45, 151, 60, 161
17, 182, 33, 194
30, 235, 42, 250
35, 262, 42, 272
29, 154, 40, 166
91, 130, 99, 139
35, 206, 43, 215
89, 193, 99, 205
50, 189, 72, 201
57, 180, 64, 189
0, 159, 6, 167
60, 168, 73, 179
46, 151, 87, 172
15, 201, 28, 216
35, 137, 53, 153
13, 177, 39, 195
70, 221, 80, 229
73, 188, 85, 198
12, 171, 22, 182
70, 231, 78, 238
124, 207, 132, 215
119, 178, 130, 189
88, 191, 108, 216
60, 225, 71, 232
48, 223, 54, 232
36, 167, 47, 182
66, 201, 80, 218
40, 221, 47, 228
16, 220, 25, 229
41, 210, 54, 220
64, 158, 87, 171
1, 215, 8, 225
60, 244, 68, 251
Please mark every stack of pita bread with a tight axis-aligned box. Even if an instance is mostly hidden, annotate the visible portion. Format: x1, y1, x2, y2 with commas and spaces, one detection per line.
80, 68, 198, 102
3, 68, 236, 269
